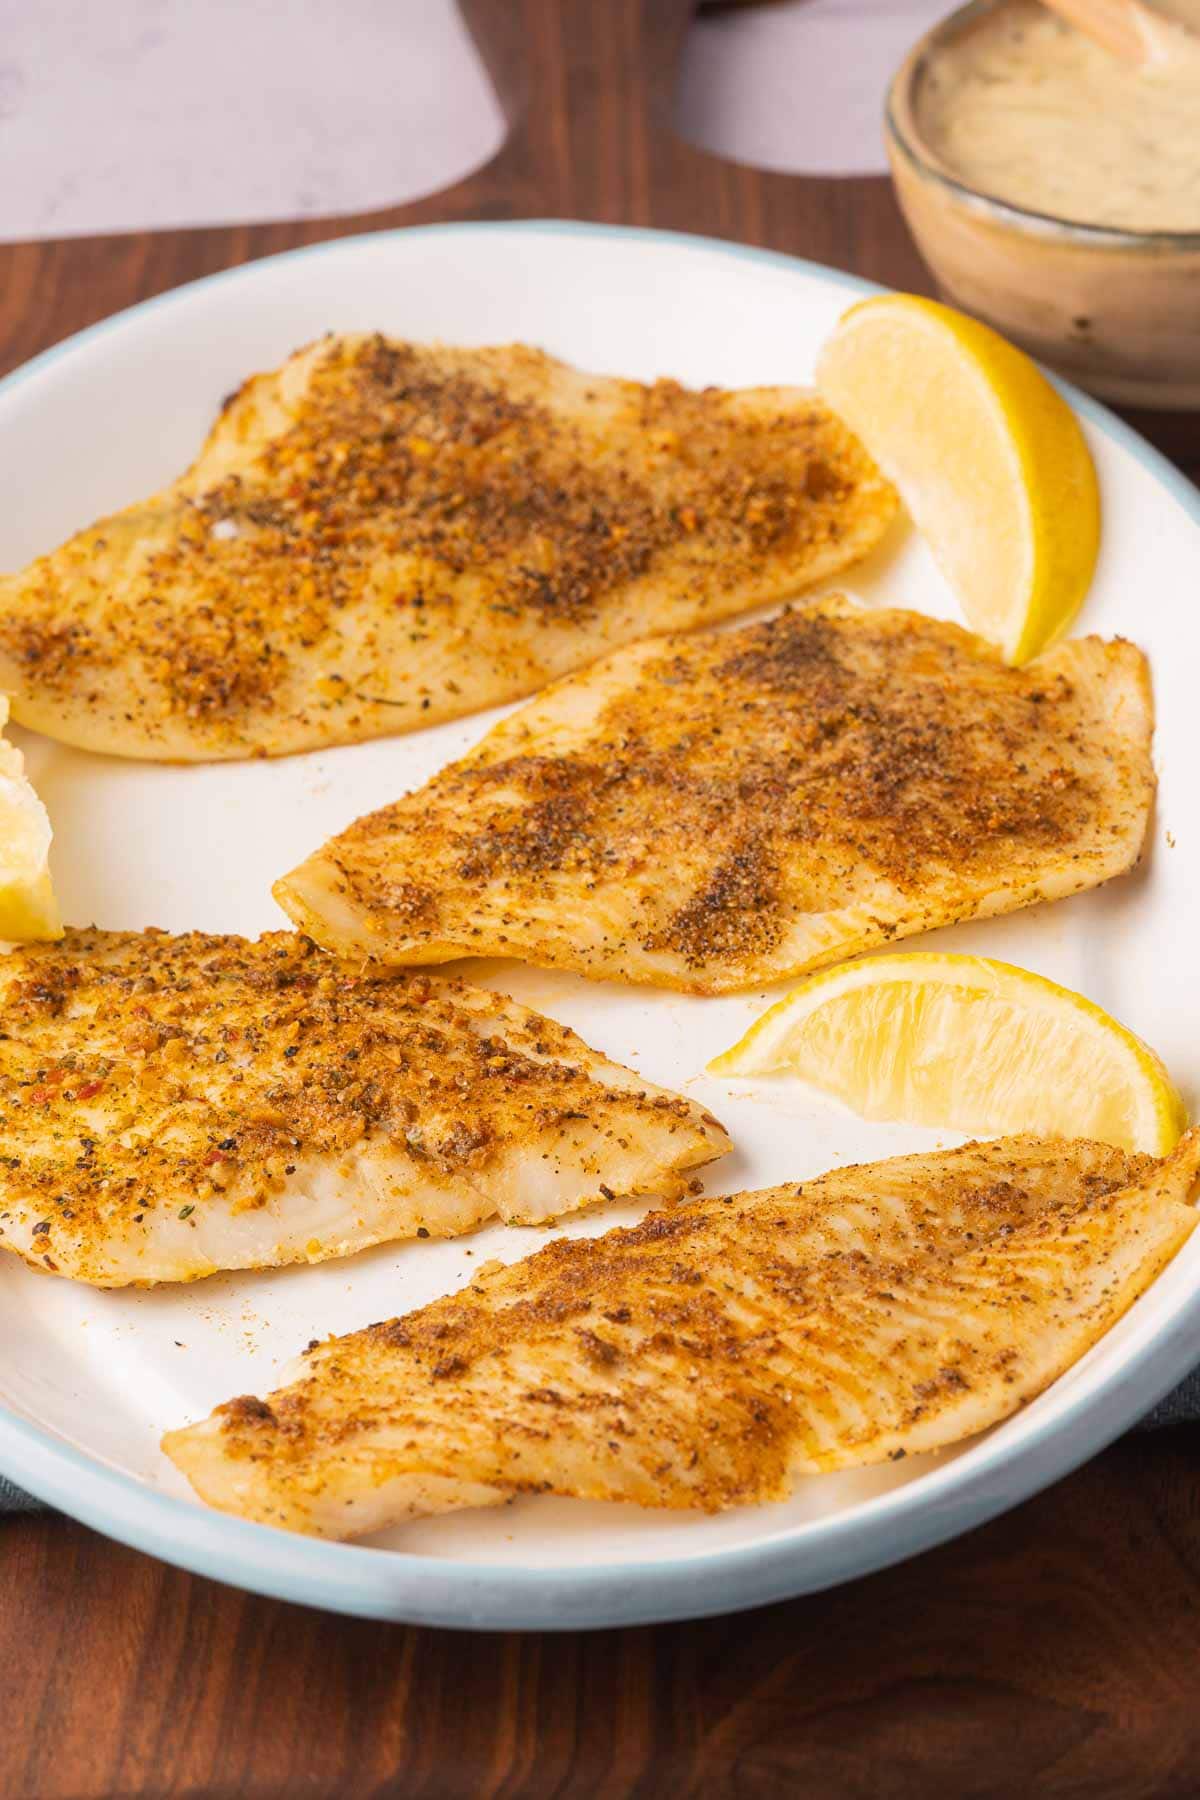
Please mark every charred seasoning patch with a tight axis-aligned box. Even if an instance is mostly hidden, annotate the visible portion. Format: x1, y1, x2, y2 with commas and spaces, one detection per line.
453, 757, 603, 880
0, 615, 97, 683
712, 605, 848, 692
644, 841, 783, 967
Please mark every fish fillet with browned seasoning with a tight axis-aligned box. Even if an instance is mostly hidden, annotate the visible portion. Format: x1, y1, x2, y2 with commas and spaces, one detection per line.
276, 596, 1155, 994
0, 337, 896, 761
162, 1131, 1200, 1538
0, 929, 727, 1286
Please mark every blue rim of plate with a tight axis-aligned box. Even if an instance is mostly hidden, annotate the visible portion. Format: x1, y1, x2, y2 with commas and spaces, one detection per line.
1, 218, 1199, 1632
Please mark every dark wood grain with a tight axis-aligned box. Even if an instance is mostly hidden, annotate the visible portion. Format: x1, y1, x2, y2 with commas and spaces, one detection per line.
6, 1430, 1200, 1800
0, 0, 931, 380
1, 3, 1198, 1796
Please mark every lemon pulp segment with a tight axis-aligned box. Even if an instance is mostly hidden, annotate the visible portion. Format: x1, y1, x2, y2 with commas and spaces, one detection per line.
711, 952, 1185, 1156
0, 697, 61, 942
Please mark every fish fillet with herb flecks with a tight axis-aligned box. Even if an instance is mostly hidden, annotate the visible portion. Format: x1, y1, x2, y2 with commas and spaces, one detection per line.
276, 596, 1155, 994
0, 337, 896, 761
162, 1131, 1200, 1538
0, 929, 728, 1287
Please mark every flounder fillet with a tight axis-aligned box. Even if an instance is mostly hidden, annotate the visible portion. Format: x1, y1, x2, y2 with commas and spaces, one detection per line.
0, 337, 895, 761
276, 597, 1155, 994
0, 929, 727, 1286
163, 1131, 1200, 1538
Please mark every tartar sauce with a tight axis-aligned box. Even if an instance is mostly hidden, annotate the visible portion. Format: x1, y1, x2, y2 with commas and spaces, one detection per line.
917, 0, 1200, 232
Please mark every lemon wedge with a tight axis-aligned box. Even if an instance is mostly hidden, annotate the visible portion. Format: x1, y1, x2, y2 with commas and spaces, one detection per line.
709, 952, 1185, 1156
0, 697, 61, 942
815, 295, 1100, 665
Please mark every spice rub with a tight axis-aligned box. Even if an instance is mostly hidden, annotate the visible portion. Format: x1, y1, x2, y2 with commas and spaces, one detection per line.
162, 1131, 1200, 1538
0, 929, 728, 1286
276, 596, 1155, 993
0, 336, 895, 760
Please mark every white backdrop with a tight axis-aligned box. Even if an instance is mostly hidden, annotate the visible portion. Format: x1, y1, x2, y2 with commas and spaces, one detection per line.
680, 0, 948, 173
1, 0, 948, 241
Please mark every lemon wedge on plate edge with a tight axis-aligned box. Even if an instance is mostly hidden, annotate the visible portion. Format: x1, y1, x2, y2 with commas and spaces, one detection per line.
815, 295, 1100, 665
0, 696, 61, 942
709, 952, 1186, 1158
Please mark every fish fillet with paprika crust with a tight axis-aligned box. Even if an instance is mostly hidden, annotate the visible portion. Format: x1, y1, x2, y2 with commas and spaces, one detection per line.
0, 336, 895, 760
162, 1131, 1200, 1538
0, 929, 728, 1286
276, 596, 1155, 994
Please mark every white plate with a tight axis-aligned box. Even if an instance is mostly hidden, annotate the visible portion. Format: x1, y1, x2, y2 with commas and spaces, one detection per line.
0, 222, 1197, 1631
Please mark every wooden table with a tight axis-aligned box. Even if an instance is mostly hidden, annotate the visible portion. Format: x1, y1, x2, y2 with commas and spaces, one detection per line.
2, 5, 1198, 1794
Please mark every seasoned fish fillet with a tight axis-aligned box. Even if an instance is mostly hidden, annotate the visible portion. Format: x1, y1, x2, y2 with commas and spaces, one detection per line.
0, 337, 896, 761
0, 929, 727, 1287
277, 596, 1155, 994
163, 1131, 1200, 1538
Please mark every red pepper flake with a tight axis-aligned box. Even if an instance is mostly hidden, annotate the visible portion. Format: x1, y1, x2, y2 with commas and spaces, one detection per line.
75, 1080, 105, 1101
29, 1067, 69, 1103
203, 1147, 228, 1166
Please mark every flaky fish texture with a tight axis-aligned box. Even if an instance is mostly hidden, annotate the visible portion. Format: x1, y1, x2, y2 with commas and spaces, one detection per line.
163, 1131, 1200, 1538
276, 596, 1155, 994
0, 337, 895, 761
0, 929, 727, 1287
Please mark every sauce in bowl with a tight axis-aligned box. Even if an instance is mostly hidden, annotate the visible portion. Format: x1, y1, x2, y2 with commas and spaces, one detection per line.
916, 0, 1200, 232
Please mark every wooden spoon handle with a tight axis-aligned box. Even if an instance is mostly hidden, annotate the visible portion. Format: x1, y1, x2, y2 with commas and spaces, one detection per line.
1040, 0, 1195, 64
